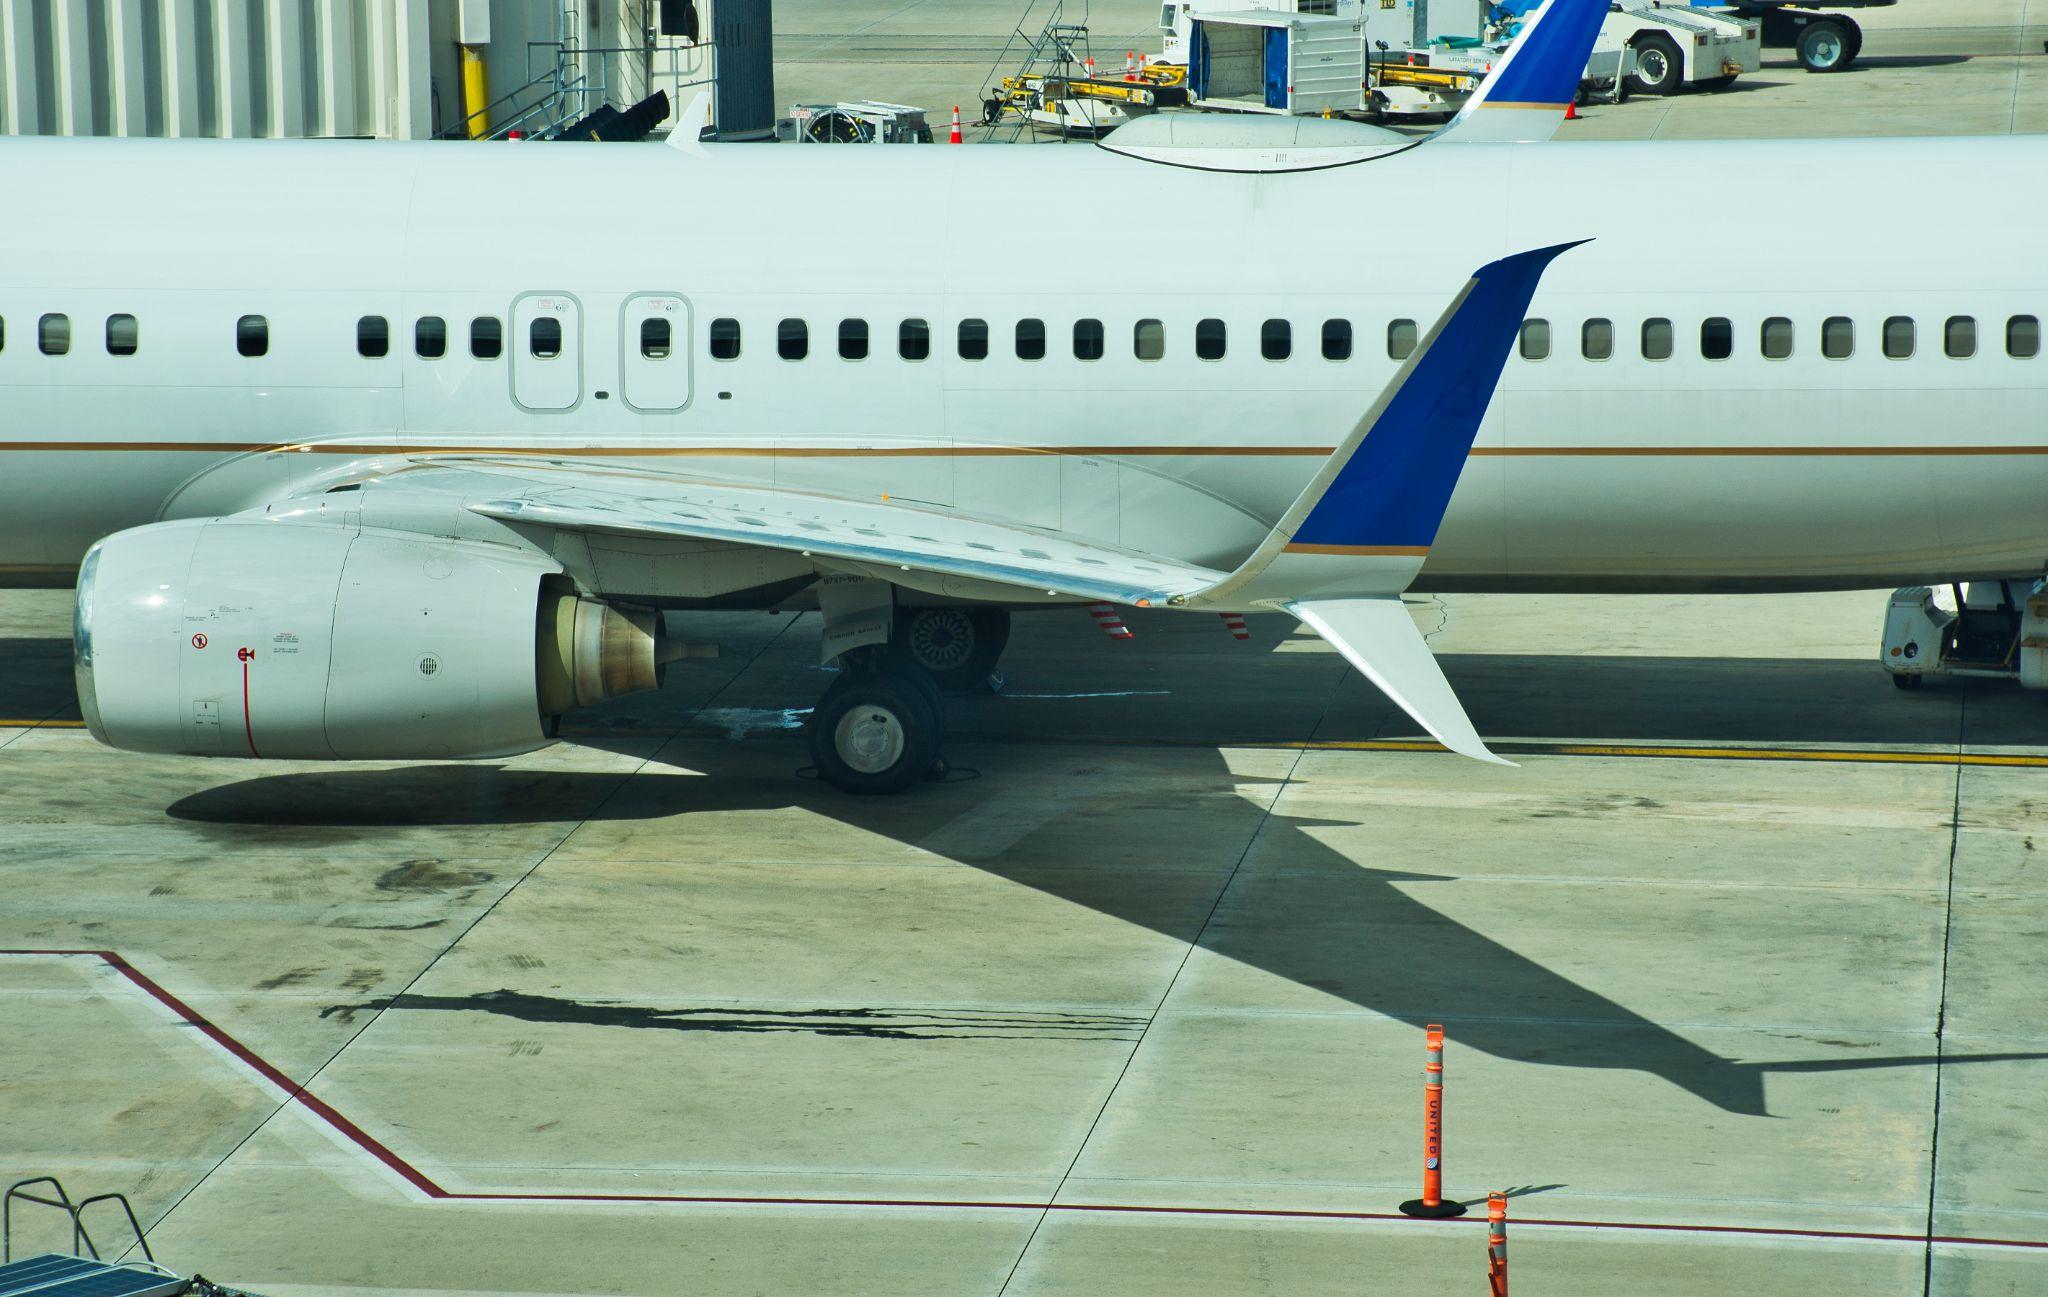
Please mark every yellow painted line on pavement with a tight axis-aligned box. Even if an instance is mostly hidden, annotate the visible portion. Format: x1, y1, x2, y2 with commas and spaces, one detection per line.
1, 719, 87, 728
1263, 739, 2048, 768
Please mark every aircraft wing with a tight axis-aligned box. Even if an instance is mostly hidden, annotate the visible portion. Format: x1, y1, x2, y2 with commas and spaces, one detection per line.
455, 462, 1227, 607
394, 240, 1580, 765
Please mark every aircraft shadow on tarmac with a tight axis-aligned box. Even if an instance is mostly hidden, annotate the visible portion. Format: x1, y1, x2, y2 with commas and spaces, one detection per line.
178, 751, 2045, 1122
6, 622, 2037, 1120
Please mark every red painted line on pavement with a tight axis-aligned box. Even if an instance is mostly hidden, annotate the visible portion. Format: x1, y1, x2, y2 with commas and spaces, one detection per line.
6, 949, 2045, 1251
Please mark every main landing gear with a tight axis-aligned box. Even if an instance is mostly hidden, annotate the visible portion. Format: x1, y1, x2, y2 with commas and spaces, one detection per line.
805, 607, 1012, 794
807, 655, 947, 794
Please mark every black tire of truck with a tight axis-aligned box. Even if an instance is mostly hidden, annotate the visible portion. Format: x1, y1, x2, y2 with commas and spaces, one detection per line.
1798, 20, 1853, 73
1626, 34, 1685, 97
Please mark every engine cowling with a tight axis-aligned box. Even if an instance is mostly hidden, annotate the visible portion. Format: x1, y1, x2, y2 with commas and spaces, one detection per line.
74, 518, 665, 760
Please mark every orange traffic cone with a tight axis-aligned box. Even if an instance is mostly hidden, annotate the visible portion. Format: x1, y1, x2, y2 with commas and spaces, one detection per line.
1564, 98, 1578, 120
949, 104, 962, 143
1124, 50, 1137, 80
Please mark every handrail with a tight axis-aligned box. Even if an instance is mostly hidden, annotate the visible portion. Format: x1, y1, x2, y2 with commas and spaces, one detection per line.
4, 1176, 80, 1262
74, 1193, 156, 1265
3, 1178, 156, 1267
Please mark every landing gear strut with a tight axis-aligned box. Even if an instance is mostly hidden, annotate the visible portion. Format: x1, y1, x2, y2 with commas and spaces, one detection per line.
807, 656, 947, 794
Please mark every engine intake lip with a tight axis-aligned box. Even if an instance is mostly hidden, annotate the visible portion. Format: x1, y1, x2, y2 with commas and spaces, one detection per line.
72, 542, 106, 744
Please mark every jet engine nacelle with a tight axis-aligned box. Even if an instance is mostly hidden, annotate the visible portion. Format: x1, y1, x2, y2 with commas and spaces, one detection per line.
74, 518, 665, 760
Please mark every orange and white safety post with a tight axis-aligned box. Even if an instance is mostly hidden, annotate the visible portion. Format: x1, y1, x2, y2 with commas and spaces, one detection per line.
949, 105, 963, 143
1124, 50, 1137, 80
1487, 1192, 1508, 1296
1086, 603, 1133, 639
1398, 1023, 1466, 1217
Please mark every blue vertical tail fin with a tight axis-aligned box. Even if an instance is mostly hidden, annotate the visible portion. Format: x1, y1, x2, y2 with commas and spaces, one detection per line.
1434, 0, 1609, 144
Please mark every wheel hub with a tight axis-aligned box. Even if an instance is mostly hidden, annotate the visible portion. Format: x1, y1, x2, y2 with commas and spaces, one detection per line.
835, 705, 906, 774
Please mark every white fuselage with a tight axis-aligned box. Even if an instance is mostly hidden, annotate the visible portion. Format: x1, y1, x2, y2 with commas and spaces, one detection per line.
2, 134, 2044, 595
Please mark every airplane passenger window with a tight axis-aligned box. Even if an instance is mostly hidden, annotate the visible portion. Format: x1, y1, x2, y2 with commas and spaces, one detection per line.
470, 315, 502, 359
1701, 317, 1733, 361
642, 318, 673, 360
1640, 318, 1672, 361
839, 318, 868, 360
710, 317, 741, 359
1387, 319, 1417, 361
415, 316, 447, 359
411, 316, 448, 359
2006, 315, 2038, 359
1196, 318, 1226, 361
357, 315, 390, 358
1016, 318, 1046, 360
529, 317, 562, 359
105, 314, 138, 357
1883, 316, 1915, 359
1073, 318, 1104, 360
0, 316, 6, 353
1134, 318, 1165, 360
1519, 319, 1550, 361
1761, 317, 1793, 360
1581, 318, 1613, 360
236, 314, 268, 357
1822, 316, 1855, 360
1944, 316, 1976, 359
1261, 319, 1290, 361
39, 313, 70, 356
899, 318, 929, 361
778, 318, 808, 360
1321, 319, 1351, 360
958, 318, 988, 360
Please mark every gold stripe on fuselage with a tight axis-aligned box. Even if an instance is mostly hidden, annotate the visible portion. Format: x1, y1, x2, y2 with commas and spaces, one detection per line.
1282, 543, 1430, 556
4, 442, 2048, 459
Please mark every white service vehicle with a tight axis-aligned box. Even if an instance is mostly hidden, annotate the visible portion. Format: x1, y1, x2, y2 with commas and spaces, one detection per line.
1600, 3, 1762, 96
1158, 2, 1373, 116
1390, 0, 1759, 98
1882, 583, 2048, 692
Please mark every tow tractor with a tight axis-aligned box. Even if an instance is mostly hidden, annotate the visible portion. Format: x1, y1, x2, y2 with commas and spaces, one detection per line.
1882, 581, 2048, 691
1486, 0, 1760, 97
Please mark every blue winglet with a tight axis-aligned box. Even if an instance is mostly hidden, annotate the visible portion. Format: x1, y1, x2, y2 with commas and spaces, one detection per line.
1290, 240, 1587, 553
1471, 0, 1610, 110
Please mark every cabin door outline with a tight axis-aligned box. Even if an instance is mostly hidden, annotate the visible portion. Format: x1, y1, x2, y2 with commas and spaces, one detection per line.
620, 293, 694, 413
510, 292, 583, 412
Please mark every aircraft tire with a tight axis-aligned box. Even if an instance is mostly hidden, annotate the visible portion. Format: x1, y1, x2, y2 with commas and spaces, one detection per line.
808, 665, 943, 794
1626, 34, 1685, 97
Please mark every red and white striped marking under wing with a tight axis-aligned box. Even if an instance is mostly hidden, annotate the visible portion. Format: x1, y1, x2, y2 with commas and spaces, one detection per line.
1220, 613, 1250, 641
1086, 603, 1133, 639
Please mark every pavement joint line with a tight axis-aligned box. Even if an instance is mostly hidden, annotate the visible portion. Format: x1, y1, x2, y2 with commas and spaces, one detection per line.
1922, 690, 1969, 1294
988, 665, 1332, 1293
88, 615, 807, 1258
6, 947, 2046, 1252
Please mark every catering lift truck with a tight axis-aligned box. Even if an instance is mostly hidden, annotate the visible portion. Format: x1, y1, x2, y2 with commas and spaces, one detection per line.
1157, 0, 1475, 120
